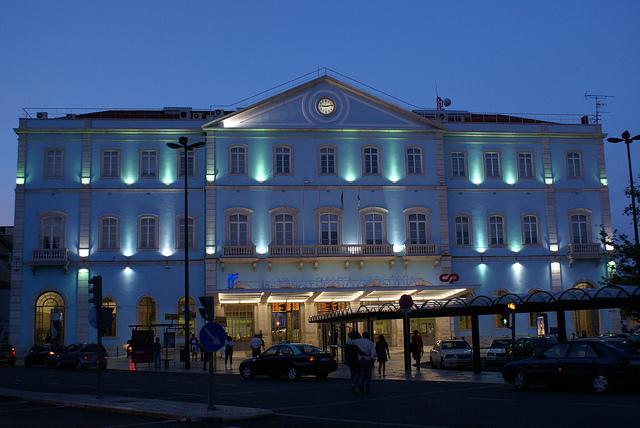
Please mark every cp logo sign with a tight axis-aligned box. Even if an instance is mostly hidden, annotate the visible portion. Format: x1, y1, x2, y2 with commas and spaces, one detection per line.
439, 273, 460, 284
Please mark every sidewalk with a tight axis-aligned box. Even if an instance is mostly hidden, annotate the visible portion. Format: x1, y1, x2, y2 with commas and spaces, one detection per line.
0, 387, 272, 422
109, 348, 504, 384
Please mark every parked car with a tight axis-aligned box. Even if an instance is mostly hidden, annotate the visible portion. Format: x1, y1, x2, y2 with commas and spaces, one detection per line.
57, 343, 107, 369
24, 344, 61, 367
508, 336, 558, 360
503, 339, 640, 393
0, 343, 17, 367
486, 338, 513, 364
239, 343, 337, 380
429, 339, 473, 369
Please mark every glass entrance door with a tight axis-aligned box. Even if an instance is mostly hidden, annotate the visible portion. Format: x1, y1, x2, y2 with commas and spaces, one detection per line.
271, 303, 300, 343
410, 318, 436, 345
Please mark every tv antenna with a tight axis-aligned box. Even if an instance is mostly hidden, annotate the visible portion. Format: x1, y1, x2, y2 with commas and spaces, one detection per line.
584, 92, 613, 124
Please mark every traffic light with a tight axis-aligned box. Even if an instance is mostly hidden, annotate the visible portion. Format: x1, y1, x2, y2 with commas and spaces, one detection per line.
199, 295, 214, 322
500, 312, 510, 328
88, 275, 102, 307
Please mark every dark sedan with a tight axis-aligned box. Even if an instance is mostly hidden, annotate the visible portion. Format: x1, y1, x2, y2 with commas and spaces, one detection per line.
503, 339, 640, 393
57, 343, 107, 369
0, 343, 16, 367
24, 344, 61, 367
239, 343, 337, 381
508, 336, 558, 360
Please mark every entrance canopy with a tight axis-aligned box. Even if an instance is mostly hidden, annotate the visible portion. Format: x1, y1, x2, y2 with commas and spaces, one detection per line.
309, 284, 640, 323
215, 284, 476, 305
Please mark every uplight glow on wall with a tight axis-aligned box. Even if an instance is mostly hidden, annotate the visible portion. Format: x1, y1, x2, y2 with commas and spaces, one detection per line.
393, 243, 405, 254
78, 249, 89, 258
256, 245, 268, 255
206, 246, 216, 255
251, 145, 270, 183
16, 177, 25, 185
123, 176, 136, 185
81, 177, 91, 185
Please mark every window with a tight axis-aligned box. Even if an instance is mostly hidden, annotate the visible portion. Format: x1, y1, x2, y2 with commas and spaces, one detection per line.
138, 297, 156, 330
363, 212, 384, 244
488, 215, 505, 246
140, 150, 158, 178
138, 216, 158, 249
274, 213, 295, 245
319, 147, 336, 175
407, 213, 428, 244
230, 146, 247, 175
99, 216, 119, 250
543, 343, 570, 359
451, 152, 466, 177
522, 215, 538, 245
177, 296, 195, 335
496, 314, 508, 328
40, 214, 65, 249
459, 316, 472, 330
176, 217, 195, 249
518, 152, 534, 178
570, 213, 590, 244
224, 304, 254, 340
34, 291, 65, 344
45, 149, 64, 178
102, 298, 117, 337
567, 152, 582, 178
454, 216, 471, 246
101, 150, 120, 178
363, 147, 379, 175
275, 146, 291, 175
484, 152, 501, 178
178, 150, 195, 178
228, 213, 249, 245
406, 147, 423, 175
319, 213, 339, 245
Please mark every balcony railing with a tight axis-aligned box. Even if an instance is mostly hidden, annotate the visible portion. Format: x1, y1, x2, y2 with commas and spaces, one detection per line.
268, 244, 394, 258
405, 243, 439, 256
222, 245, 256, 257
30, 248, 69, 266
568, 243, 603, 259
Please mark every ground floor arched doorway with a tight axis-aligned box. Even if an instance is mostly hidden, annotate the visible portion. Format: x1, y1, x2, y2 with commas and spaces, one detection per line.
34, 291, 65, 345
573, 282, 600, 337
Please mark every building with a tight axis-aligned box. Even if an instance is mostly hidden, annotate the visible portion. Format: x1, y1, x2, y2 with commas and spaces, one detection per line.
9, 75, 617, 354
0, 226, 13, 341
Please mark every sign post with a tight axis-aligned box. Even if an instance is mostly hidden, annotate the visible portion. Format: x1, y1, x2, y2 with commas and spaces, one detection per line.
199, 321, 226, 411
399, 294, 413, 372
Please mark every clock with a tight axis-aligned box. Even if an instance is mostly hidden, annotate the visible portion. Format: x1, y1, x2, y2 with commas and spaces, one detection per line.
316, 97, 335, 115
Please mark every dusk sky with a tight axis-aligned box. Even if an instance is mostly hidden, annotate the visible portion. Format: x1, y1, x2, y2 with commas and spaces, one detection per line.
1, 1, 638, 234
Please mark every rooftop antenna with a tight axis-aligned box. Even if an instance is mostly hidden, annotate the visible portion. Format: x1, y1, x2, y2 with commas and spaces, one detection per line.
434, 81, 451, 110
584, 92, 613, 124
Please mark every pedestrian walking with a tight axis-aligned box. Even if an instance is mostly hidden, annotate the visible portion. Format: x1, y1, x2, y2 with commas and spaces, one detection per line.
375, 334, 390, 376
354, 331, 377, 393
224, 335, 234, 368
344, 331, 361, 393
153, 337, 162, 369
249, 334, 262, 357
410, 330, 424, 370
190, 334, 199, 361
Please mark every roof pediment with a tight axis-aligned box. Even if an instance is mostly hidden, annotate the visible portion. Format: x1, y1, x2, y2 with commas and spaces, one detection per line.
204, 76, 443, 131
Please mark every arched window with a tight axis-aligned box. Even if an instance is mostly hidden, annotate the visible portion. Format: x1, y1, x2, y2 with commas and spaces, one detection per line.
360, 208, 387, 244
178, 296, 196, 335
406, 147, 423, 175
488, 215, 505, 247
569, 210, 592, 244
178, 150, 195, 178
138, 297, 156, 330
176, 216, 195, 249
454, 215, 471, 246
34, 291, 65, 344
99, 216, 119, 250
567, 152, 582, 178
102, 297, 117, 337
40, 213, 65, 249
274, 213, 295, 245
229, 146, 247, 175
407, 212, 428, 244
363, 146, 380, 175
318, 212, 340, 245
138, 215, 158, 249
228, 214, 249, 245
522, 215, 539, 245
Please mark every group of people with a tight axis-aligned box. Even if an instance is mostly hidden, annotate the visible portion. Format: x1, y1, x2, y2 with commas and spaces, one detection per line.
151, 334, 235, 370
344, 329, 425, 393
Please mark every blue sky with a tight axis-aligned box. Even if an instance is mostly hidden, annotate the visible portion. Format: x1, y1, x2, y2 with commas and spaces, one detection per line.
1, 0, 638, 234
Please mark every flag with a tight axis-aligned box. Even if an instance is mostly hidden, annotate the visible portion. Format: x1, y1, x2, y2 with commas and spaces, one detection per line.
357, 192, 360, 208
340, 190, 344, 209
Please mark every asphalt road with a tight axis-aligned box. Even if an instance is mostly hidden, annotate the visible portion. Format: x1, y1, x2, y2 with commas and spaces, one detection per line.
0, 367, 639, 427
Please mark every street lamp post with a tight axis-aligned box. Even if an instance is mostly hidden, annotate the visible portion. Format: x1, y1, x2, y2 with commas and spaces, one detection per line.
167, 136, 206, 369
607, 130, 640, 245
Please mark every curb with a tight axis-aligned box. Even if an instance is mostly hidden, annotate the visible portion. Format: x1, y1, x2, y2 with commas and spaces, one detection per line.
0, 388, 273, 422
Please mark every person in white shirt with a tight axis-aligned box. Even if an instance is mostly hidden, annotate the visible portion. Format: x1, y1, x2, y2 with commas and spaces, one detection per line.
347, 331, 377, 393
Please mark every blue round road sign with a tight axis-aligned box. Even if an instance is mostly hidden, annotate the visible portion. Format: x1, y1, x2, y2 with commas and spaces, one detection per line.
199, 322, 226, 352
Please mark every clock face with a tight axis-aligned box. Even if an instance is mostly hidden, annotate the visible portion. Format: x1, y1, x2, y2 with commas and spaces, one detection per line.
316, 97, 335, 115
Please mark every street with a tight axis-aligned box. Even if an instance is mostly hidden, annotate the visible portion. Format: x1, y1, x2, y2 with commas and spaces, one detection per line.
0, 366, 639, 427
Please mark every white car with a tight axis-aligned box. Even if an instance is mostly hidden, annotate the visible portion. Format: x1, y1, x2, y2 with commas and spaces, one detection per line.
486, 338, 512, 364
429, 339, 473, 369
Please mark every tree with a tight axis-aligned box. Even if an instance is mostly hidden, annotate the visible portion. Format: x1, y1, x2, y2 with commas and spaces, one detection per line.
600, 178, 640, 322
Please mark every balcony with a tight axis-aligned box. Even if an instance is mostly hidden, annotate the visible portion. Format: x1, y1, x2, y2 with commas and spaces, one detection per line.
268, 244, 394, 258
405, 244, 439, 256
30, 248, 69, 268
568, 243, 603, 261
222, 245, 256, 257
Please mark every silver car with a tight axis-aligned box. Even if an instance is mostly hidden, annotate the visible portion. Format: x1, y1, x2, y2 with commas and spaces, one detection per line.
486, 338, 512, 364
429, 339, 473, 369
